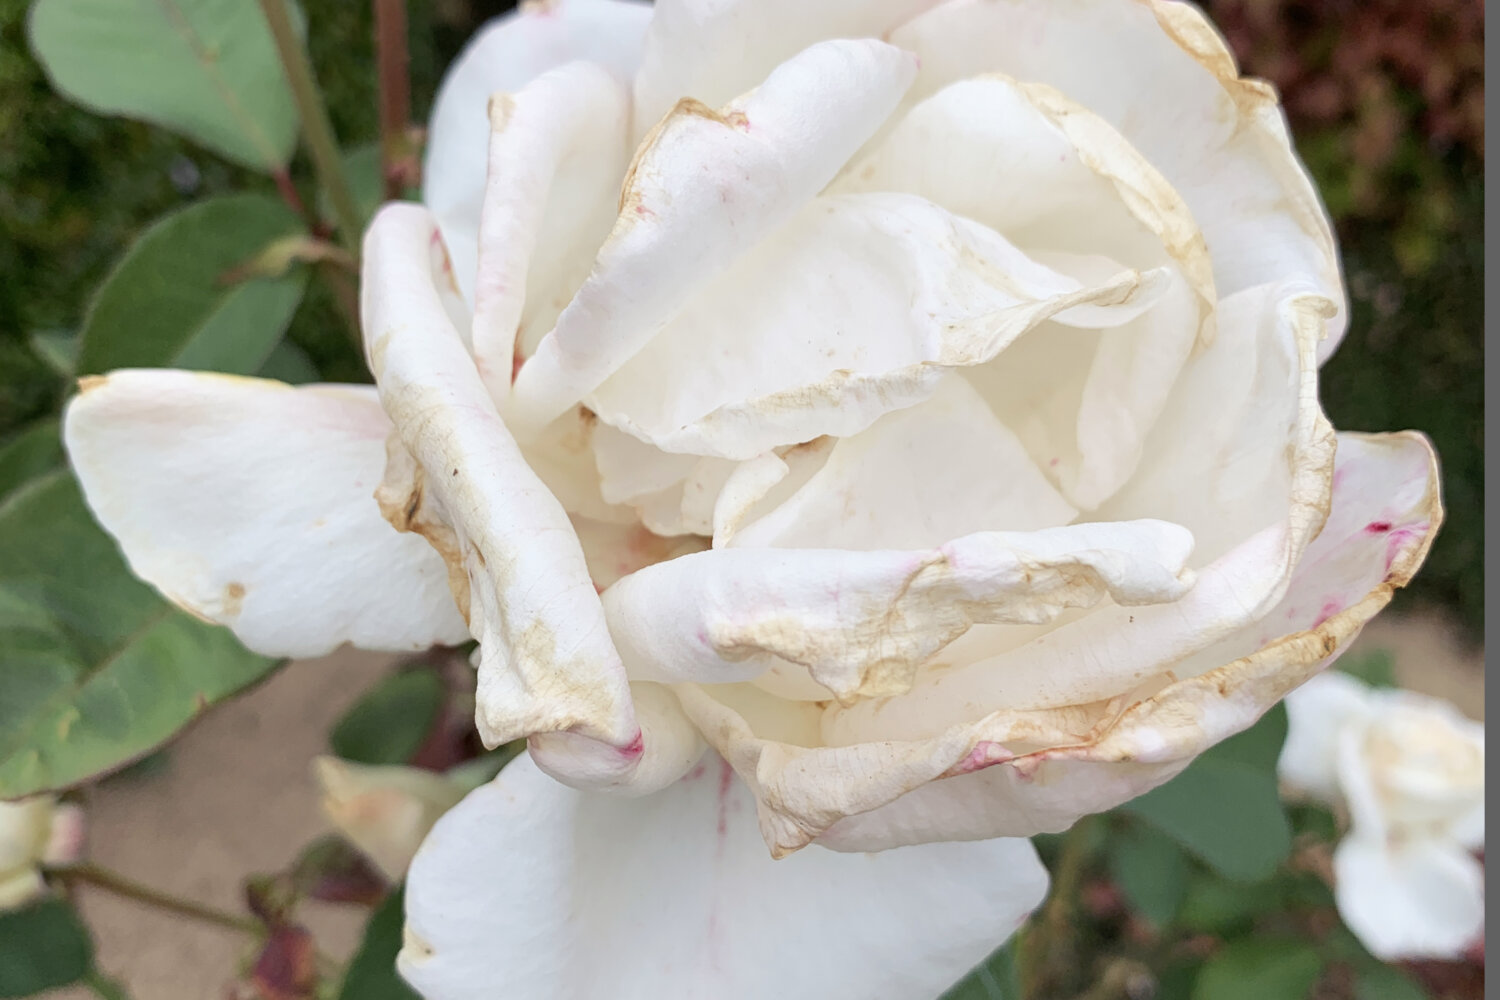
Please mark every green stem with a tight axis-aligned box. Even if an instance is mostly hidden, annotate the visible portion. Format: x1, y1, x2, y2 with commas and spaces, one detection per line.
83, 969, 133, 1000
55, 863, 259, 936
259, 0, 364, 255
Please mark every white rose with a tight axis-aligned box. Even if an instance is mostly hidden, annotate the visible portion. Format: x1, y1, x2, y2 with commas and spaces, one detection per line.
1280, 671, 1484, 960
64, 0, 1443, 996
313, 757, 475, 882
0, 796, 83, 911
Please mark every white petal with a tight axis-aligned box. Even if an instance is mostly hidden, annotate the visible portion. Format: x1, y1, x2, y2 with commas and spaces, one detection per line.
731, 374, 1076, 550
632, 0, 943, 132
891, 0, 1346, 357
363, 205, 690, 793
506, 39, 920, 437
1277, 671, 1375, 806
587, 192, 1167, 460
471, 61, 631, 404
64, 371, 469, 656
400, 751, 1048, 1000
604, 519, 1194, 703
422, 0, 651, 303
1334, 836, 1485, 961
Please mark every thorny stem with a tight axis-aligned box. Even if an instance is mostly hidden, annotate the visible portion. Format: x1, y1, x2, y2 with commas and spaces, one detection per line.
374, 0, 413, 200
54, 863, 260, 936
1020, 815, 1099, 999
258, 0, 364, 256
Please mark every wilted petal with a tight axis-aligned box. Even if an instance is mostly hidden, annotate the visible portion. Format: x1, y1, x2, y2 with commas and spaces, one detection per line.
605, 519, 1193, 704
423, 0, 650, 303
891, 0, 1346, 358
64, 371, 469, 656
588, 192, 1166, 460
471, 61, 631, 403
507, 39, 919, 437
400, 751, 1047, 1000
1334, 835, 1485, 961
363, 204, 692, 793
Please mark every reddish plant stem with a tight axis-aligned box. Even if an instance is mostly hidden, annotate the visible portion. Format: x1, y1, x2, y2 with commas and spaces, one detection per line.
271, 168, 313, 227
374, 0, 412, 200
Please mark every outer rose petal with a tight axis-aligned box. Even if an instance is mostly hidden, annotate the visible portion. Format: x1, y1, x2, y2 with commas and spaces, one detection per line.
64, 371, 469, 656
506, 39, 920, 437
605, 519, 1194, 703
399, 752, 1048, 1000
891, 0, 1347, 358
1333, 836, 1485, 961
422, 0, 650, 304
685, 426, 1439, 855
632, 0, 943, 131
362, 205, 696, 794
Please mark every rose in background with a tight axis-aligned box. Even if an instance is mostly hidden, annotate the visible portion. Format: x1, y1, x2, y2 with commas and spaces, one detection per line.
1280, 671, 1484, 962
58, 0, 1447, 996
0, 796, 83, 911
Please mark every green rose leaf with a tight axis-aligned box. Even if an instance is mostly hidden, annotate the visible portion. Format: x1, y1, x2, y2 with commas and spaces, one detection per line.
0, 419, 63, 505
940, 940, 1022, 1000
0, 897, 92, 997
1122, 705, 1292, 882
1191, 939, 1323, 1000
1107, 819, 1191, 928
0, 469, 278, 797
1354, 965, 1430, 1000
75, 194, 309, 377
330, 669, 446, 767
28, 0, 301, 172
338, 887, 421, 1000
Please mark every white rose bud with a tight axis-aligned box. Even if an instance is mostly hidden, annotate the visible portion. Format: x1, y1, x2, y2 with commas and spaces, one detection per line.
1281, 671, 1484, 960
314, 757, 472, 882
64, 0, 1443, 995
0, 796, 84, 911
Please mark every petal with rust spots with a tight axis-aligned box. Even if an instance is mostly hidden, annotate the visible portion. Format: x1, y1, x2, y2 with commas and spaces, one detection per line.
891, 0, 1345, 358
588, 192, 1169, 461
423, 0, 650, 304
470, 61, 631, 404
400, 749, 1047, 1000
506, 39, 919, 437
363, 204, 685, 794
825, 283, 1337, 742
64, 370, 468, 656
833, 73, 1213, 509
604, 519, 1193, 704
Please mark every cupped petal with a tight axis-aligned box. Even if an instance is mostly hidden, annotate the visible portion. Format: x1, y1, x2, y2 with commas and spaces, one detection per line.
1277, 670, 1376, 806
64, 371, 469, 656
729, 373, 1076, 551
587, 192, 1167, 461
363, 204, 690, 794
828, 285, 1339, 740
692, 426, 1438, 855
891, 0, 1346, 357
422, 0, 650, 304
471, 61, 631, 404
399, 750, 1048, 1000
1333, 836, 1485, 961
506, 39, 920, 438
632, 0, 943, 132
605, 519, 1194, 704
